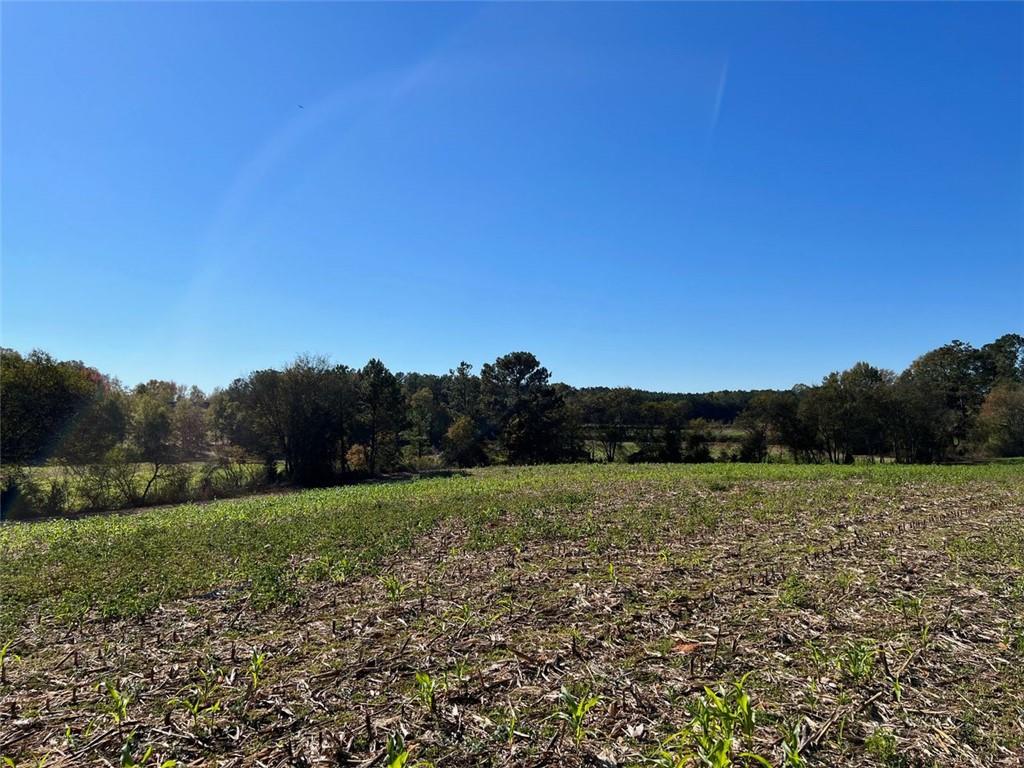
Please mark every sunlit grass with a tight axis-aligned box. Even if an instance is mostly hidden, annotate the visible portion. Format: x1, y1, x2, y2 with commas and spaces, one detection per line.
2, 462, 1021, 630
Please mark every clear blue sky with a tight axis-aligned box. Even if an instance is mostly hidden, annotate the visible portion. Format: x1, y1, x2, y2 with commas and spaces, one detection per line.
3, 2, 1022, 393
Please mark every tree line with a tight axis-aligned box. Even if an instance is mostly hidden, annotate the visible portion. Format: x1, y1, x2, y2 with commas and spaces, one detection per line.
1, 334, 1021, 516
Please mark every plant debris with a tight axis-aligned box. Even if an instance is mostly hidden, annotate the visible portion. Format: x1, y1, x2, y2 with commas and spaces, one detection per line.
1, 465, 1022, 766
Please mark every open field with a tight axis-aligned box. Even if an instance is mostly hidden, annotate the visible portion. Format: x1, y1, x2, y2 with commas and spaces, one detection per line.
1, 464, 1023, 767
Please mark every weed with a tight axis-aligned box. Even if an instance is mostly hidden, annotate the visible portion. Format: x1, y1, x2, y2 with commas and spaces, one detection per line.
386, 733, 408, 768
306, 555, 355, 583
118, 731, 176, 768
555, 686, 601, 744
2, 464, 1021, 765
171, 669, 221, 730
778, 574, 812, 609
891, 675, 903, 703
838, 640, 876, 685
647, 674, 770, 767
832, 569, 857, 593
247, 647, 267, 690
380, 574, 406, 602
249, 564, 298, 609
414, 671, 437, 713
1010, 627, 1024, 655
3, 463, 1019, 631
864, 727, 906, 767
100, 681, 131, 727
2, 757, 49, 768
497, 703, 519, 746
0, 640, 17, 685
805, 640, 828, 676
780, 721, 806, 767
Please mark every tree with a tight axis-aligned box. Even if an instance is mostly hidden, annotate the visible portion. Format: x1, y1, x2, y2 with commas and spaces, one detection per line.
682, 419, 713, 463
890, 372, 948, 463
130, 382, 178, 463
106, 381, 180, 505
172, 387, 209, 459
444, 361, 480, 420
208, 379, 279, 462
480, 352, 566, 464
0, 348, 121, 464
442, 415, 488, 467
332, 365, 360, 471
210, 357, 351, 485
981, 333, 1024, 385
799, 364, 895, 464
735, 408, 769, 462
900, 340, 988, 456
57, 376, 128, 465
357, 359, 405, 474
744, 389, 819, 462
838, 363, 895, 460
5, 332, 1022, 484
585, 389, 641, 462
1, 350, 129, 517
284, 358, 349, 483
406, 387, 437, 459
802, 374, 851, 464
975, 383, 1024, 457
552, 385, 589, 463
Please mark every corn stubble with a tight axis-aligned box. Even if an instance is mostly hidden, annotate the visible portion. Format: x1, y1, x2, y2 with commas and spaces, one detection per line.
1, 463, 1022, 766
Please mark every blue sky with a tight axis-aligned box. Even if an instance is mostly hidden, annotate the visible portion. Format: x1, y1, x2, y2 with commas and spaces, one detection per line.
3, 2, 1021, 393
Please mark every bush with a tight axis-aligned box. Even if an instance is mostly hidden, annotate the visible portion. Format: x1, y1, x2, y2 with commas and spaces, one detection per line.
196, 454, 272, 501
0, 468, 70, 519
149, 463, 192, 505
67, 462, 119, 510
405, 451, 444, 472
738, 427, 768, 462
346, 444, 369, 473
442, 416, 488, 467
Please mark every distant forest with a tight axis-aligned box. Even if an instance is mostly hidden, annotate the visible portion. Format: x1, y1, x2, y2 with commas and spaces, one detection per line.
2, 333, 1022, 516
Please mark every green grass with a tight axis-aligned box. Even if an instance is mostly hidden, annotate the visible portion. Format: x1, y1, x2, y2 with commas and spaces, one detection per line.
3, 462, 1023, 767
2, 462, 1021, 629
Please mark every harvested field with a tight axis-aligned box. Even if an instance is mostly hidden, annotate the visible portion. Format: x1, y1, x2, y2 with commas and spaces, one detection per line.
1, 464, 1022, 767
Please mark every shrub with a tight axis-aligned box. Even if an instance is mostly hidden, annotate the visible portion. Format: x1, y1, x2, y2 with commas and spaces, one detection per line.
68, 462, 120, 510
1, 468, 70, 519
346, 444, 369, 473
442, 416, 488, 467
